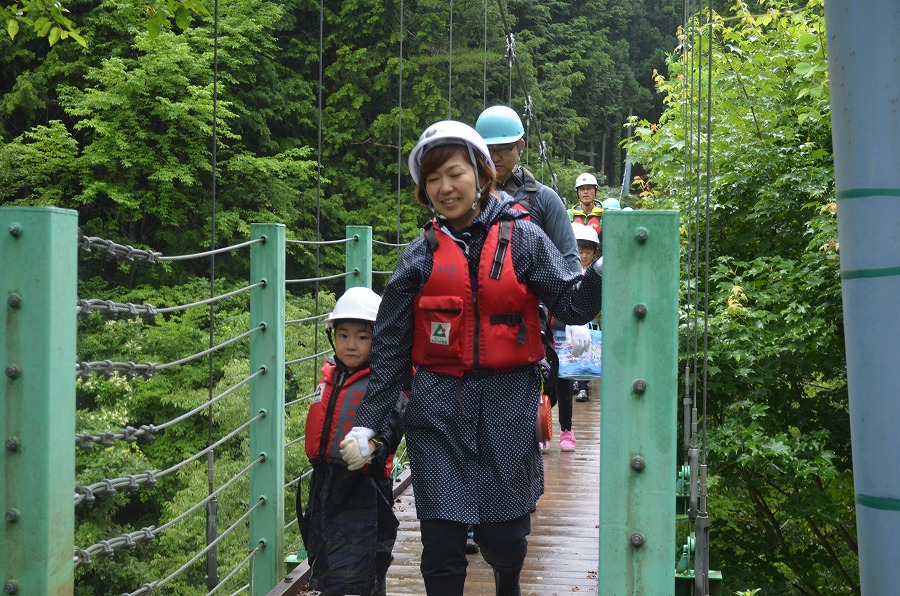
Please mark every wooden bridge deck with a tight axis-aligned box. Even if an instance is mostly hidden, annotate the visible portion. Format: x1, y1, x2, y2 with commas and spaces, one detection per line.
279, 382, 601, 596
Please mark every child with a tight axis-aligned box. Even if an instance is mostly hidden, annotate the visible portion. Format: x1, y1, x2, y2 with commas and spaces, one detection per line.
298, 286, 407, 596
572, 222, 601, 402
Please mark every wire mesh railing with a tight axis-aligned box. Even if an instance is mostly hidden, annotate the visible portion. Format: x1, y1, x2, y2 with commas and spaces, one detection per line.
1, 208, 404, 596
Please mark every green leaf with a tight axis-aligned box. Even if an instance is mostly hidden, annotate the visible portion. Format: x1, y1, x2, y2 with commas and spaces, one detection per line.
47, 25, 61, 46
6, 17, 18, 39
174, 4, 190, 30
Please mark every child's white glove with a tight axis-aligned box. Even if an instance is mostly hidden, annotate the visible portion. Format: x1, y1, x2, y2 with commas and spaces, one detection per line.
565, 324, 591, 357
340, 426, 376, 471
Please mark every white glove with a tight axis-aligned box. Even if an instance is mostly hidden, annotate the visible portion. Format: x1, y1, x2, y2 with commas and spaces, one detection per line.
340, 426, 376, 471
566, 324, 591, 357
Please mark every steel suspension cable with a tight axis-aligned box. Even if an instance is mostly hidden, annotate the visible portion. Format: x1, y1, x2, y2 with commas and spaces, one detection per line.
448, 0, 453, 117
397, 0, 404, 244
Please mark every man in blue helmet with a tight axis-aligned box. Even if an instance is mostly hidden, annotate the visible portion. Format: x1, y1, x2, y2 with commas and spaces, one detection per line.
475, 105, 583, 278
475, 106, 594, 453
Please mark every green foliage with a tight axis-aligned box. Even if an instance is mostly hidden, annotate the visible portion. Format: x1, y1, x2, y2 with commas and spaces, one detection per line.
626, 1, 856, 593
2, 0, 86, 46
73, 281, 335, 593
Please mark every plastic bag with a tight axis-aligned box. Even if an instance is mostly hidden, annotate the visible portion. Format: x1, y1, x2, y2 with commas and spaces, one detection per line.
553, 328, 601, 380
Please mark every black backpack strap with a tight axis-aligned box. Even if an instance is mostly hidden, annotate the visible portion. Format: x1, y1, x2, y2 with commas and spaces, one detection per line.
423, 220, 439, 251
489, 218, 513, 280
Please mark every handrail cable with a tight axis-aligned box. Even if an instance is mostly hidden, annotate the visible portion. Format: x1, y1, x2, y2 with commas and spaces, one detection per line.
285, 270, 355, 285
373, 239, 408, 248
156, 456, 264, 535
286, 348, 334, 367
285, 237, 354, 246
76, 282, 264, 319
284, 468, 314, 493
207, 541, 263, 596
285, 312, 329, 325
159, 238, 263, 261
157, 367, 266, 433
285, 389, 319, 408
76, 324, 264, 380
73, 456, 263, 564
74, 366, 263, 450
157, 411, 265, 479
123, 498, 266, 595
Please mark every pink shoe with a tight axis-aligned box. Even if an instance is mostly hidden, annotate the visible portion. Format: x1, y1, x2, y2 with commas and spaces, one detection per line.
540, 440, 551, 453
559, 430, 576, 452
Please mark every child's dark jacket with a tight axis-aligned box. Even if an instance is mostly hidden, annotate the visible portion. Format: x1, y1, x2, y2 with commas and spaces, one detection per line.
298, 357, 406, 594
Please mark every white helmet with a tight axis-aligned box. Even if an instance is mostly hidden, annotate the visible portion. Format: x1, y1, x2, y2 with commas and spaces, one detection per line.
575, 172, 598, 189
601, 197, 621, 210
408, 120, 495, 184
325, 286, 382, 329
572, 222, 599, 246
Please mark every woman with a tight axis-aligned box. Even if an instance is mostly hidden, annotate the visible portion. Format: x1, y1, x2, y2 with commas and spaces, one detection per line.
339, 120, 603, 596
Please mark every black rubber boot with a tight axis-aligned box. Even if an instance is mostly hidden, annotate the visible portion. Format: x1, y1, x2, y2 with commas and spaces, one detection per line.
373, 552, 392, 596
423, 574, 466, 596
493, 570, 522, 596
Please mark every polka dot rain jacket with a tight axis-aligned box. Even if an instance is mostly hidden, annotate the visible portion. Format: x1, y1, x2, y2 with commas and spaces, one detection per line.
354, 194, 602, 524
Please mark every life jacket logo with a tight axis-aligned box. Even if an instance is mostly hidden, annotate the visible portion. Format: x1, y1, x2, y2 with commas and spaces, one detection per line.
311, 383, 325, 404
430, 322, 450, 345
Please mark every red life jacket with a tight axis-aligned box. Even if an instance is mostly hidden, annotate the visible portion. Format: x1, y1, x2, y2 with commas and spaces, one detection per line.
411, 217, 544, 377
571, 205, 603, 237
304, 363, 393, 477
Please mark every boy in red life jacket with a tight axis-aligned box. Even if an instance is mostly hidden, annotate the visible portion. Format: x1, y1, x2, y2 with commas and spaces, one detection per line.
298, 286, 407, 596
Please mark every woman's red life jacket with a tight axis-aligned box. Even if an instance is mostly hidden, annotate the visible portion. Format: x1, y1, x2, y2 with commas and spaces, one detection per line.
411, 217, 544, 377
304, 363, 393, 477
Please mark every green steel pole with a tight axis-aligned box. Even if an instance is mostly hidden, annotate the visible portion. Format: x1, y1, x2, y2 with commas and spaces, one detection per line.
249, 223, 286, 593
1, 207, 77, 595
598, 210, 680, 595
345, 225, 373, 290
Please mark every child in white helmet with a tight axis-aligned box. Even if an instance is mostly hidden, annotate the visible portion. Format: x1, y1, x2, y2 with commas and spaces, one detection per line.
571, 223, 602, 404
299, 286, 407, 596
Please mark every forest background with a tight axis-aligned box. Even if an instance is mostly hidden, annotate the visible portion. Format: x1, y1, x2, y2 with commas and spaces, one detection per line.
1, 0, 854, 594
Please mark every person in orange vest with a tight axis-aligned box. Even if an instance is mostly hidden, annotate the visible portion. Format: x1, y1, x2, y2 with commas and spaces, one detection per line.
340, 120, 603, 596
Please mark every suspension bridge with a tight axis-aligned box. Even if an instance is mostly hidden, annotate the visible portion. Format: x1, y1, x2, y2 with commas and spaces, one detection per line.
3, 0, 900, 595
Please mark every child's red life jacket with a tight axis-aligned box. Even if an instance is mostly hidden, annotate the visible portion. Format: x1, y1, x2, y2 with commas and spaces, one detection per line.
304, 362, 393, 477
412, 217, 544, 377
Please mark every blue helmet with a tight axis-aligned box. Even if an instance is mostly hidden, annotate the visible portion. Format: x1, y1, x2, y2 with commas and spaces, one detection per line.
601, 198, 621, 210
475, 105, 525, 145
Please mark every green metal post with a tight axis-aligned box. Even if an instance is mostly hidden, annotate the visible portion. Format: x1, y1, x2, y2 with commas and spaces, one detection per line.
249, 223, 286, 593
1, 207, 77, 595
598, 210, 679, 595
345, 225, 372, 290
